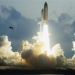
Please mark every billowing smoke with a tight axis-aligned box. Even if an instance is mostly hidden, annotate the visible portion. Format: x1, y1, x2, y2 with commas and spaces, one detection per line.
20, 41, 67, 69
0, 36, 25, 65
52, 44, 64, 56
20, 37, 75, 69
0, 35, 75, 70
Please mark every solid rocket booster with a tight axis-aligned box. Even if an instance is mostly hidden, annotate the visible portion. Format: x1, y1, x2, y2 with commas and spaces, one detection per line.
41, 9, 44, 22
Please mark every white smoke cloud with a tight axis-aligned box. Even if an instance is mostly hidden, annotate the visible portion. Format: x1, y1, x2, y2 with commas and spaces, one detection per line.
0, 36, 14, 57
0, 35, 75, 70
0, 36, 24, 65
20, 40, 75, 69
20, 40, 66, 68
72, 41, 75, 52
52, 44, 64, 56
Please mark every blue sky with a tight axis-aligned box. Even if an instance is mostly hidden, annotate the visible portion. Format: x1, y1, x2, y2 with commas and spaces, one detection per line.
0, 0, 75, 58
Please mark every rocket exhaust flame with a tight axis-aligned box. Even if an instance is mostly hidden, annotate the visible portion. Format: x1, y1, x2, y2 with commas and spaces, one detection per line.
41, 24, 50, 55
40, 23, 55, 56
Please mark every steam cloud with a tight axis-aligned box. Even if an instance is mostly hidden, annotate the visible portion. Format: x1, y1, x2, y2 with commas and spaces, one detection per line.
0, 35, 75, 70
0, 36, 25, 65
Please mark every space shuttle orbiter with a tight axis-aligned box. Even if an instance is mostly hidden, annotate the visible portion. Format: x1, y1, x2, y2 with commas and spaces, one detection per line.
39, 2, 48, 24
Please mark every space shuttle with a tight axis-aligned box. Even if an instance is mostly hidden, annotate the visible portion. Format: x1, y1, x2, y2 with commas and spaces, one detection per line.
39, 2, 48, 24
